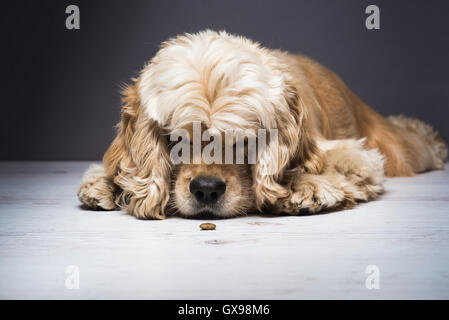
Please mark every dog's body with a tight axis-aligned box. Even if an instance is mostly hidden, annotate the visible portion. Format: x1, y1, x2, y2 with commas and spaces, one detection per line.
78, 30, 447, 219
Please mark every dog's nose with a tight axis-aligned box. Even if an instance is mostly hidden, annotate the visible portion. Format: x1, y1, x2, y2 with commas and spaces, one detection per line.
189, 176, 226, 205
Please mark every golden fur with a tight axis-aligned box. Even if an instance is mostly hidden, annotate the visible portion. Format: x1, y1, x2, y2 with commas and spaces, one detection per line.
78, 30, 447, 219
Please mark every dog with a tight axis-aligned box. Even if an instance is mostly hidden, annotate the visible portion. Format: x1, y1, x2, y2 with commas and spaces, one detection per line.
78, 30, 447, 219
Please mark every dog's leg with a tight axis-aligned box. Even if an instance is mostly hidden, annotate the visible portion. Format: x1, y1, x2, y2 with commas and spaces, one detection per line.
77, 164, 117, 210
281, 139, 385, 214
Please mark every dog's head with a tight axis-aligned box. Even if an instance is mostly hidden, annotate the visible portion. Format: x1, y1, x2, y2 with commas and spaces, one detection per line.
103, 30, 322, 219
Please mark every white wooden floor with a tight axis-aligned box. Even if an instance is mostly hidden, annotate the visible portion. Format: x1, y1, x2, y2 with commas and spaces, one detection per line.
0, 162, 448, 299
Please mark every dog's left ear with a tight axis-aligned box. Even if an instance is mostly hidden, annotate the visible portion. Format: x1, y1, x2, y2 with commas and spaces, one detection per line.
102, 80, 173, 219
285, 81, 324, 174
253, 80, 323, 209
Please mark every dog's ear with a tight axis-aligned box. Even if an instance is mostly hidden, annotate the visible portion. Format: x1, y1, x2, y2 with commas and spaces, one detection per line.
103, 80, 172, 219
253, 81, 323, 209
286, 82, 323, 174
103, 84, 139, 178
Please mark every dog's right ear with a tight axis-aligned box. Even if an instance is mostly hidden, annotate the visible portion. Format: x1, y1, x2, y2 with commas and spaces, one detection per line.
102, 79, 173, 219
103, 83, 139, 178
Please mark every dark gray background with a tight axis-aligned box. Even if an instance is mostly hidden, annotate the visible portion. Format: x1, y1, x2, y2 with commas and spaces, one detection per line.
2, 0, 448, 160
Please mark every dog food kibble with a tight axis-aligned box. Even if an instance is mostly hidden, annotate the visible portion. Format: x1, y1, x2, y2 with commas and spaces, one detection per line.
200, 223, 216, 230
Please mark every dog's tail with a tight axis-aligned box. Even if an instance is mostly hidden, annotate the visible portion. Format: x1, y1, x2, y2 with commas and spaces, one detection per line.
387, 115, 447, 170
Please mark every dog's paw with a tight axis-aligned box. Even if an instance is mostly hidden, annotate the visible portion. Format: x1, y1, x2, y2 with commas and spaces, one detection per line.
281, 179, 345, 214
77, 164, 116, 210
125, 187, 168, 220
78, 179, 116, 210
325, 139, 385, 186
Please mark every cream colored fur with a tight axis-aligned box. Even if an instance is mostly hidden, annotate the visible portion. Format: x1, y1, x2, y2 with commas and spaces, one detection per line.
280, 139, 385, 214
77, 164, 116, 210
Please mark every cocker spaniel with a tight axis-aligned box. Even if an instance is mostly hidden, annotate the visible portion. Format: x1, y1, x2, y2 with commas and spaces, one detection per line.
78, 30, 447, 219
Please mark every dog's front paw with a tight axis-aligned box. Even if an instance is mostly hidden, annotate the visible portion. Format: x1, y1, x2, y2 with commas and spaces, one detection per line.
126, 189, 168, 220
281, 179, 345, 214
78, 164, 116, 210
